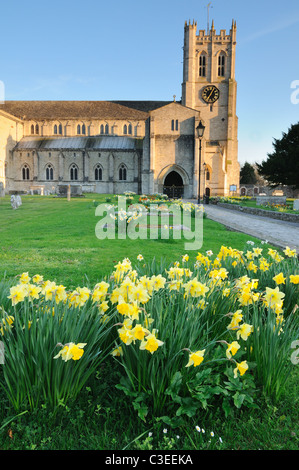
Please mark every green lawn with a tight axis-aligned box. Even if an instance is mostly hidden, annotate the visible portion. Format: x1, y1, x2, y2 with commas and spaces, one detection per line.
0, 194, 267, 288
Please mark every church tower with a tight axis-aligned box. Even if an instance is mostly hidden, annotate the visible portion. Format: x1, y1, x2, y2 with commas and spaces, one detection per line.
181, 19, 239, 196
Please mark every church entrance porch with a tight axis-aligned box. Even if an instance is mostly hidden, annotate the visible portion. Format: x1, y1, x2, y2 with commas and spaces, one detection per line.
163, 171, 184, 199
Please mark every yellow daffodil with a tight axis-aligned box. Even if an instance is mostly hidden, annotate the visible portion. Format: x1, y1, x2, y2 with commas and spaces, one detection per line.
289, 275, 299, 284
8, 284, 27, 306
186, 349, 205, 367
273, 272, 286, 285
264, 287, 285, 309
139, 330, 164, 354
233, 360, 248, 378
283, 246, 297, 258
226, 341, 240, 359
227, 310, 243, 330
54, 342, 86, 362
236, 323, 254, 341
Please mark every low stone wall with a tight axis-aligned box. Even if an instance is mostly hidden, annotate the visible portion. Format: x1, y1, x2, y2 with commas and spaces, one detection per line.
217, 202, 299, 223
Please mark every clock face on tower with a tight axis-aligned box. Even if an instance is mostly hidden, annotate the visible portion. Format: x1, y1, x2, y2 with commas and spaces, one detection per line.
201, 85, 220, 104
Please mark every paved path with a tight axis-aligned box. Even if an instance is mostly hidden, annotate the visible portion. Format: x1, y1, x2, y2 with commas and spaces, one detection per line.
202, 204, 299, 251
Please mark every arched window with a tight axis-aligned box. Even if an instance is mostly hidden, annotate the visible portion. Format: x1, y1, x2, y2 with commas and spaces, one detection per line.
46, 164, 54, 181
119, 164, 127, 181
70, 164, 78, 181
58, 124, 62, 135
105, 124, 109, 135
123, 124, 127, 135
22, 164, 30, 180
35, 124, 39, 134
94, 164, 103, 181
100, 124, 104, 134
206, 170, 210, 181
54, 124, 58, 135
77, 124, 81, 135
218, 52, 225, 77
82, 124, 86, 135
31, 124, 35, 134
199, 53, 207, 77
128, 124, 132, 135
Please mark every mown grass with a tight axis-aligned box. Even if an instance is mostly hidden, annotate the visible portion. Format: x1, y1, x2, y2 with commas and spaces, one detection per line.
0, 194, 269, 288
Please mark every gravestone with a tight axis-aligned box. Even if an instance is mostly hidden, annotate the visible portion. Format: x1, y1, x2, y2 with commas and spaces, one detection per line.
293, 199, 299, 211
58, 185, 83, 197
0, 182, 4, 197
10, 195, 22, 210
256, 196, 286, 206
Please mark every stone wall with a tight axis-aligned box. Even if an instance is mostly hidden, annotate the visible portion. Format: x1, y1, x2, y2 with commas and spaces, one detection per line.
217, 202, 299, 223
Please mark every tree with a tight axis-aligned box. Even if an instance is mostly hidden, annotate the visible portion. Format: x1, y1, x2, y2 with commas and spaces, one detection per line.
256, 122, 299, 188
240, 162, 257, 184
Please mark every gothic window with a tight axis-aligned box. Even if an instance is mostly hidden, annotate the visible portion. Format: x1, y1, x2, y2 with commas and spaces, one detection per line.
100, 124, 104, 134
54, 124, 58, 135
82, 124, 86, 135
123, 124, 127, 135
105, 124, 109, 135
119, 164, 127, 181
218, 52, 225, 77
128, 124, 132, 135
46, 164, 54, 181
94, 164, 103, 181
206, 170, 210, 181
31, 124, 34, 134
58, 124, 62, 135
77, 124, 81, 135
171, 119, 179, 131
35, 124, 39, 134
22, 164, 30, 180
70, 163, 78, 181
199, 53, 207, 77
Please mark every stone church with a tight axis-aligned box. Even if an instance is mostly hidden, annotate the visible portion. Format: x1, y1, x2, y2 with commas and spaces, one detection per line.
0, 19, 239, 199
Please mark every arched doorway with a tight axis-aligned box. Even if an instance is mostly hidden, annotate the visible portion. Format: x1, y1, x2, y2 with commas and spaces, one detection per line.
163, 171, 184, 198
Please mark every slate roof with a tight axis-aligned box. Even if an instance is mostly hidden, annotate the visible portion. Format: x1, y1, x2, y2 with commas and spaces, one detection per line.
0, 101, 150, 121
14, 136, 143, 151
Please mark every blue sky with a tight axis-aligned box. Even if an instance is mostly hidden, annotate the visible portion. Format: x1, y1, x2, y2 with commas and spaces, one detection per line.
0, 0, 298, 166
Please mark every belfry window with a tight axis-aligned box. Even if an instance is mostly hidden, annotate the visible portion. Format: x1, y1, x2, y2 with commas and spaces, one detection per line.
94, 164, 103, 181
70, 164, 78, 181
46, 164, 54, 181
199, 54, 207, 77
119, 164, 127, 181
22, 164, 30, 180
218, 53, 225, 77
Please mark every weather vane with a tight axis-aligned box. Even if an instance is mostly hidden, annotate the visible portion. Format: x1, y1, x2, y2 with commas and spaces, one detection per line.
206, 2, 213, 32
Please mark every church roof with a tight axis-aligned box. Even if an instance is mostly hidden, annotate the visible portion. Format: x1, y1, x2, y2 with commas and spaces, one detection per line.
0, 100, 150, 121
14, 135, 143, 151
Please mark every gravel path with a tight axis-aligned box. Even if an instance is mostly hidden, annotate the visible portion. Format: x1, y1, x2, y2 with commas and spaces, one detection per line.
202, 204, 299, 251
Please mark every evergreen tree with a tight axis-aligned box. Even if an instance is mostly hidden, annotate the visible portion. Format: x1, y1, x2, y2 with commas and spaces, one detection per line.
240, 162, 257, 184
256, 122, 299, 188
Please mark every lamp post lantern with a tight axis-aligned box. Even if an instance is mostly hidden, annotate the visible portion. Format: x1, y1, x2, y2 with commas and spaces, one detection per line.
196, 120, 205, 204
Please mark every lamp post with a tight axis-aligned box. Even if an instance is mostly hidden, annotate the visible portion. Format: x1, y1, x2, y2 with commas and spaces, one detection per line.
196, 120, 205, 204
203, 162, 206, 202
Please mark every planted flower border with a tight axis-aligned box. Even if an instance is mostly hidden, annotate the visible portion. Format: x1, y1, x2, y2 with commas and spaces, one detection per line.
0, 242, 298, 424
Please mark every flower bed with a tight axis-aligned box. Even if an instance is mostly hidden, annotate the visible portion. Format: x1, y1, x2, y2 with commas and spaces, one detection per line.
0, 243, 298, 424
